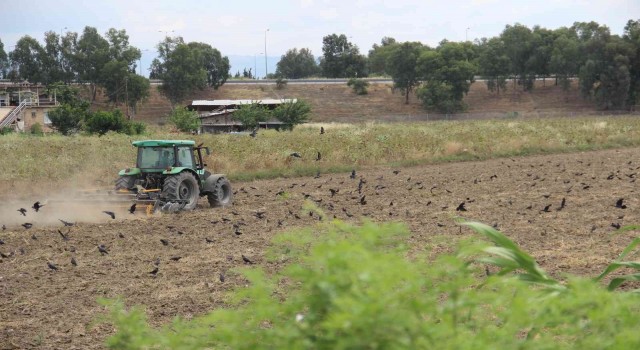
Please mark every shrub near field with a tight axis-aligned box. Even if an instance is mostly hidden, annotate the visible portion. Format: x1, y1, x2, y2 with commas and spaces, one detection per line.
2, 116, 640, 189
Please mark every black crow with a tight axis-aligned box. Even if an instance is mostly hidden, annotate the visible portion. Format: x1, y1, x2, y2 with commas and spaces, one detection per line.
149, 267, 159, 276
59, 219, 74, 227
242, 254, 254, 264
129, 203, 136, 214
98, 244, 109, 255
47, 262, 58, 271
320, 126, 325, 134
615, 198, 627, 209
32, 201, 45, 212
290, 152, 302, 158
350, 170, 356, 179
58, 229, 69, 241
456, 202, 467, 212
316, 152, 322, 161
160, 239, 169, 246
18, 208, 27, 216
103, 211, 116, 219
71, 257, 77, 266
170, 256, 182, 261
22, 223, 33, 229
219, 272, 226, 282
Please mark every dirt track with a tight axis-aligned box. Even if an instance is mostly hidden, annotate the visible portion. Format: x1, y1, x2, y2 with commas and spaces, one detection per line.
2, 147, 640, 349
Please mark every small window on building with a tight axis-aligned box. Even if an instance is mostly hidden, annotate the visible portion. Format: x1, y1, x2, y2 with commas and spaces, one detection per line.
44, 112, 52, 125
31, 111, 36, 117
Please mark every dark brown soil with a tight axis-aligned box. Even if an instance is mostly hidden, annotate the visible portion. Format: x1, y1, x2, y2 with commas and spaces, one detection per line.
1, 147, 639, 349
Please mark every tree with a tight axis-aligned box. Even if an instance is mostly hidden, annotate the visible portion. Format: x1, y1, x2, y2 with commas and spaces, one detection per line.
526, 26, 555, 86
276, 48, 319, 79
386, 42, 426, 103
9, 36, 44, 83
47, 85, 91, 135
320, 34, 367, 78
169, 108, 200, 132
624, 19, 640, 108
74, 26, 110, 100
500, 24, 535, 91
152, 37, 229, 105
549, 29, 581, 90
0, 38, 7, 78
477, 37, 510, 94
575, 21, 634, 109
232, 103, 270, 130
368, 37, 398, 75
272, 100, 312, 130
416, 41, 477, 113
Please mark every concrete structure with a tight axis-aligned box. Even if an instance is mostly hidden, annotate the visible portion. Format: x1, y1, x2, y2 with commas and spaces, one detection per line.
0, 82, 60, 132
187, 99, 296, 133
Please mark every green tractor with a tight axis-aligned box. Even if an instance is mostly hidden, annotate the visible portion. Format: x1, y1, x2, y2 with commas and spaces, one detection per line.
115, 140, 232, 212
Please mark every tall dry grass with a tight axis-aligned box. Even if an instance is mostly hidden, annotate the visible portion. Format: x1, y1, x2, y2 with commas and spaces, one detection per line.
2, 116, 640, 194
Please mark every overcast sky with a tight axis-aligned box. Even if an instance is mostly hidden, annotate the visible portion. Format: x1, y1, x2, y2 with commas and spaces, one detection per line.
1, 0, 638, 77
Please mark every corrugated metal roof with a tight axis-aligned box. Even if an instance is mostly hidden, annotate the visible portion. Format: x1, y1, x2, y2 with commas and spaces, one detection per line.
190, 99, 297, 106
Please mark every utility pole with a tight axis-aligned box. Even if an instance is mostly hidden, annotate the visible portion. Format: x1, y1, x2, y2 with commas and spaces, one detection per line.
264, 28, 269, 79
465, 27, 470, 42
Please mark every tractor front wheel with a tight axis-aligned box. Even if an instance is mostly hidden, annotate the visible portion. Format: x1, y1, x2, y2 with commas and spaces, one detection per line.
208, 177, 233, 207
162, 172, 200, 210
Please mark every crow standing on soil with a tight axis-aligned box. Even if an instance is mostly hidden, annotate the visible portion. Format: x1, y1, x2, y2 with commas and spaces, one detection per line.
160, 239, 169, 246
290, 152, 302, 158
149, 267, 159, 276
2, 224, 5, 231
32, 201, 45, 212
219, 272, 226, 282
542, 204, 552, 213
456, 202, 467, 212
129, 203, 137, 214
242, 255, 254, 264
22, 223, 33, 230
47, 262, 58, 271
17, 208, 27, 216
558, 198, 566, 211
71, 257, 77, 266
350, 170, 356, 179
316, 152, 322, 161
360, 195, 367, 205
615, 198, 627, 209
98, 244, 109, 255
320, 126, 325, 134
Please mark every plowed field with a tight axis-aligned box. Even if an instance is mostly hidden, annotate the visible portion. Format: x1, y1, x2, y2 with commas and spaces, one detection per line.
1, 147, 640, 349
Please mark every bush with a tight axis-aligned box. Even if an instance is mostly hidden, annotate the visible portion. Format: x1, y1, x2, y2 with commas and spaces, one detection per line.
169, 108, 200, 133
416, 81, 466, 113
347, 78, 370, 95
84, 110, 128, 136
127, 121, 146, 135
232, 103, 270, 130
48, 103, 90, 135
30, 122, 43, 135
275, 77, 288, 90
0, 126, 14, 135
272, 100, 311, 131
102, 220, 640, 349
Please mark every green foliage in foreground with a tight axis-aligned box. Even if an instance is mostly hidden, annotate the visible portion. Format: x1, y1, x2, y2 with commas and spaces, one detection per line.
101, 220, 640, 349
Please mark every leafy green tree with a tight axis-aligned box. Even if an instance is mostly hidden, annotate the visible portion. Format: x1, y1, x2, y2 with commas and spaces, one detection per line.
9, 36, 44, 83
624, 19, 640, 108
500, 24, 535, 91
152, 37, 229, 105
320, 34, 367, 78
59, 31, 78, 83
386, 41, 426, 103
169, 108, 200, 132
0, 38, 10, 78
477, 37, 510, 94
575, 22, 634, 109
232, 103, 270, 130
368, 37, 398, 75
549, 28, 581, 90
272, 100, 311, 130
526, 26, 555, 86
275, 48, 319, 79
74, 26, 110, 100
47, 85, 91, 135
416, 41, 476, 112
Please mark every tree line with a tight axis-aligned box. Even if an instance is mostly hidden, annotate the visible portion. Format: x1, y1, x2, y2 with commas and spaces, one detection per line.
2, 19, 638, 114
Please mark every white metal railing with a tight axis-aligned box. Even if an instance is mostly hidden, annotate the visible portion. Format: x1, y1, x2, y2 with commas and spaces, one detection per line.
0, 99, 31, 128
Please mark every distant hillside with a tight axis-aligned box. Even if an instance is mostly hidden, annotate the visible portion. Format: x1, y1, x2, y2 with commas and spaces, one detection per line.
132, 80, 598, 124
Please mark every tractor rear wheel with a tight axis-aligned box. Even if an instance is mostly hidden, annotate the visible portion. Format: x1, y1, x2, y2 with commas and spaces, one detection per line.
208, 177, 233, 207
115, 176, 136, 191
162, 172, 200, 210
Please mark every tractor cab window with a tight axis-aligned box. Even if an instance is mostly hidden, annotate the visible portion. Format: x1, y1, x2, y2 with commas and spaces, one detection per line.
137, 147, 175, 169
177, 147, 194, 168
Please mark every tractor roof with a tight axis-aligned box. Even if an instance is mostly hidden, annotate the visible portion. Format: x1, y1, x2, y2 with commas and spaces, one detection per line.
132, 140, 196, 147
